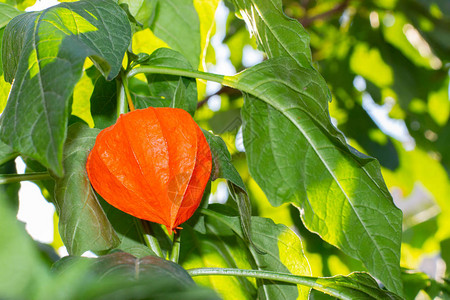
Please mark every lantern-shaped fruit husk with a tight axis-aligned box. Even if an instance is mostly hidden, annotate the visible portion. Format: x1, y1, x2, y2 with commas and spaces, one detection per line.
86, 107, 212, 233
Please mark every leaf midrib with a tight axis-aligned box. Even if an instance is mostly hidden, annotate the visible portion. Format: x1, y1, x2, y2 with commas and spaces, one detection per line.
233, 72, 399, 291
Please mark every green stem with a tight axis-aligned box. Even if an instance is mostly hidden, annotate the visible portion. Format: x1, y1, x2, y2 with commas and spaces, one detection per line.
120, 73, 135, 111
140, 220, 164, 258
0, 172, 52, 184
187, 268, 343, 300
169, 231, 181, 263
127, 66, 237, 89
117, 75, 128, 117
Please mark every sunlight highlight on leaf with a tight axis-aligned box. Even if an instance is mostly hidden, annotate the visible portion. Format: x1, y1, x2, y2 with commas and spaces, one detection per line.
278, 229, 311, 299
132, 28, 169, 55
72, 71, 95, 128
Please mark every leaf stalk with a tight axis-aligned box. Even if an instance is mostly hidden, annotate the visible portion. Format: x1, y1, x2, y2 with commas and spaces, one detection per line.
0, 172, 52, 184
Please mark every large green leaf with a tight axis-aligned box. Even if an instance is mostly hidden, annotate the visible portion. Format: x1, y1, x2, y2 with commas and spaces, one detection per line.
232, 57, 403, 294
149, 0, 200, 69
49, 253, 220, 300
226, 0, 403, 293
230, 0, 312, 69
53, 123, 119, 255
0, 0, 131, 176
202, 205, 312, 299
54, 252, 194, 286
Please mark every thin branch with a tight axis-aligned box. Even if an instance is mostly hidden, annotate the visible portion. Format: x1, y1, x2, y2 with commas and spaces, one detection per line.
121, 73, 135, 112
0, 172, 52, 184
169, 231, 181, 263
187, 268, 351, 300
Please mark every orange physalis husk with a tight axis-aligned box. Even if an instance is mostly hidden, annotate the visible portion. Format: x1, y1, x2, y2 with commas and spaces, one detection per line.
86, 107, 212, 234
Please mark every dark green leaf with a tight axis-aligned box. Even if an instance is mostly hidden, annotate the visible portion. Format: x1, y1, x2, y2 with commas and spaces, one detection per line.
87, 66, 119, 130
50, 253, 220, 300
202, 129, 245, 189
171, 77, 196, 116
234, 57, 403, 295
53, 123, 119, 255
201, 130, 254, 250
149, 0, 200, 68
55, 252, 194, 285
100, 199, 156, 258
139, 48, 198, 113
0, 0, 131, 176
0, 159, 19, 213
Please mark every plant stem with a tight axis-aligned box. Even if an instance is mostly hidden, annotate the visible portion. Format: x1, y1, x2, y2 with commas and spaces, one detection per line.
169, 231, 181, 263
117, 75, 128, 117
127, 66, 236, 89
0, 172, 52, 184
187, 268, 343, 299
120, 73, 135, 111
140, 220, 165, 258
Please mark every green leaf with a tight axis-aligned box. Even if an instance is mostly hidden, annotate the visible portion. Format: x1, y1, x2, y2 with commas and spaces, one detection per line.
201, 130, 254, 250
194, 0, 220, 71
87, 66, 119, 130
230, 0, 312, 69
140, 48, 198, 113
149, 0, 200, 68
180, 225, 257, 299
202, 129, 246, 189
232, 57, 403, 294
202, 205, 312, 299
0, 139, 17, 165
50, 253, 220, 300
314, 272, 403, 300
171, 77, 196, 116
0, 0, 131, 176
0, 159, 20, 213
0, 0, 35, 11
119, 0, 154, 28
53, 123, 119, 255
0, 3, 21, 29
100, 199, 156, 258
55, 252, 194, 286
